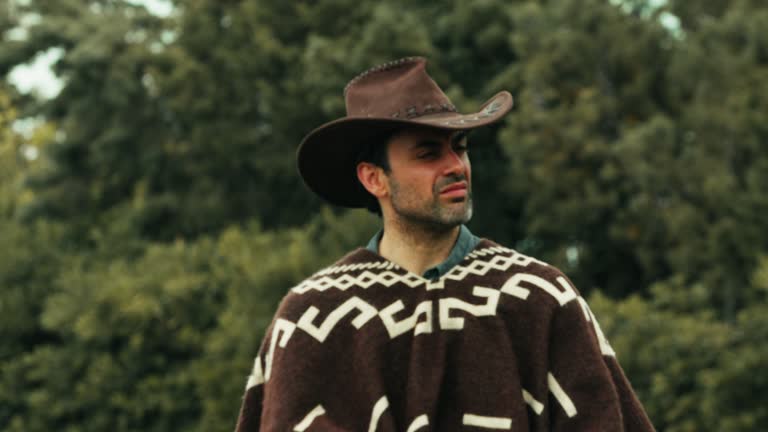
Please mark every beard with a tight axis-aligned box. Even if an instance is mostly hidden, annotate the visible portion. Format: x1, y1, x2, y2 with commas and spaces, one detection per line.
387, 174, 473, 232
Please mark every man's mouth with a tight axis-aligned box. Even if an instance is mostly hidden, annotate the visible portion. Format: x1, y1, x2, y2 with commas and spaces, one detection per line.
439, 182, 468, 198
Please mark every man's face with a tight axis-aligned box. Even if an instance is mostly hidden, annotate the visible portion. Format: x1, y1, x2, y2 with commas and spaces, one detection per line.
382, 127, 473, 229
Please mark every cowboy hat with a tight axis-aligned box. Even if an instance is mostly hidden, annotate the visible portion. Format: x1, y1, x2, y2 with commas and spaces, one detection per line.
297, 56, 513, 208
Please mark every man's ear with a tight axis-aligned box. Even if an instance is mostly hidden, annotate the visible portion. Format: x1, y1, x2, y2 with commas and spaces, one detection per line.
356, 162, 388, 199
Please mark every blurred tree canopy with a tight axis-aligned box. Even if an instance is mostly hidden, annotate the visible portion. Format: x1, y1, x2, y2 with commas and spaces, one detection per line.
1, 0, 767, 430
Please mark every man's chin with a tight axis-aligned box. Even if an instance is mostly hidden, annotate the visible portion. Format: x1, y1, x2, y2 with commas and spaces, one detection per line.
440, 204, 473, 226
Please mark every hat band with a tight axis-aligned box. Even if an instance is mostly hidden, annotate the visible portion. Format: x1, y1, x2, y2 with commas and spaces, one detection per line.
390, 103, 457, 119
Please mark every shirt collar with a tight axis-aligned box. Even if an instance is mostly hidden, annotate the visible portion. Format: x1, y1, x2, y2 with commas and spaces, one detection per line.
365, 225, 480, 280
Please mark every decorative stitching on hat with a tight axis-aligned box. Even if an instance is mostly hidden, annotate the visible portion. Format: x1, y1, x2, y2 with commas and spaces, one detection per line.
343, 57, 424, 96
391, 103, 457, 119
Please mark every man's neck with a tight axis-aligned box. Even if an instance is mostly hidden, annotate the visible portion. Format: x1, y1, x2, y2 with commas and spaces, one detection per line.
377, 219, 461, 276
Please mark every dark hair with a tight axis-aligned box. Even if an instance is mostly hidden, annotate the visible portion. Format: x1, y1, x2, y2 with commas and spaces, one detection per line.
355, 129, 397, 216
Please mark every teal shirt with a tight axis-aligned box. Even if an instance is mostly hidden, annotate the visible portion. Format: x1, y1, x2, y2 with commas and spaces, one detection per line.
365, 225, 481, 280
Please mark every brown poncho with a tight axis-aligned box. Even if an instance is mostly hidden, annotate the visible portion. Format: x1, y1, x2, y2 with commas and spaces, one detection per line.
236, 240, 655, 431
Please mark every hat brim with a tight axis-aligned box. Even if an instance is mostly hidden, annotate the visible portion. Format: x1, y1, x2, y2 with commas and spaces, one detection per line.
297, 91, 514, 208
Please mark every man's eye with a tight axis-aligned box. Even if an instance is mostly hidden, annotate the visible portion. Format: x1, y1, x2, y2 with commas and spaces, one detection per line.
418, 151, 437, 159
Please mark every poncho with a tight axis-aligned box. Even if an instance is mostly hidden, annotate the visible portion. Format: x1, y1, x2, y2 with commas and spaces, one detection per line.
235, 239, 655, 431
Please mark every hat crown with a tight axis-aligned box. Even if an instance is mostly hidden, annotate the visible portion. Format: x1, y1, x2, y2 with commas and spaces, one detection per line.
343, 57, 456, 120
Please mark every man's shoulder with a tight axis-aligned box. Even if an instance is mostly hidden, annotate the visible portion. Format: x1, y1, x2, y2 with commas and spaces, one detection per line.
292, 247, 394, 290
314, 247, 390, 274
465, 238, 591, 323
270, 248, 381, 316
276, 247, 398, 307
468, 238, 570, 283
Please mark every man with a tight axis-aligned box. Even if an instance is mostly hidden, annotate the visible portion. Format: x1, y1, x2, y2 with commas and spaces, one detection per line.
236, 57, 654, 431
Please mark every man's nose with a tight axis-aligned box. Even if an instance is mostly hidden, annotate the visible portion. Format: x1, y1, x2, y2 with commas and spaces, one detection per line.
442, 146, 467, 176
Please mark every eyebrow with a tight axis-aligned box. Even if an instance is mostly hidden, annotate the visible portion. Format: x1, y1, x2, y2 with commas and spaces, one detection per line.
451, 130, 468, 144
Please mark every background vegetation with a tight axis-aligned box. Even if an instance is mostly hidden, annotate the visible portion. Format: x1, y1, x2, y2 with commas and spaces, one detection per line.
1, 0, 767, 430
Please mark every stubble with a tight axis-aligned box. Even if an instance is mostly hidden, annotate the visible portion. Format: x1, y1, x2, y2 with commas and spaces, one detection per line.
388, 174, 473, 234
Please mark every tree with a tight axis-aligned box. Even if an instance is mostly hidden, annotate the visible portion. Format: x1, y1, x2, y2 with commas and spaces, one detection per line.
0, 86, 67, 430
482, 0, 676, 297
2, 0, 768, 430
592, 255, 768, 431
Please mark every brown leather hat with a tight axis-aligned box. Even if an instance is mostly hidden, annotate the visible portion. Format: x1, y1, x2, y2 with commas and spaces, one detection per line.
297, 56, 513, 208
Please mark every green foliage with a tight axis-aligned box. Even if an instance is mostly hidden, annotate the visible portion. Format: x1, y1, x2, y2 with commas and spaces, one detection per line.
1, 0, 767, 430
0, 202, 376, 430
592, 262, 768, 431
0, 87, 68, 429
495, 0, 676, 297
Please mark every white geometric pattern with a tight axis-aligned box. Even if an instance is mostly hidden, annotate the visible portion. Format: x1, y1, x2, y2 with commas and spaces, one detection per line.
245, 355, 264, 390
445, 252, 548, 282
368, 396, 390, 432
294, 405, 326, 431
292, 270, 425, 294
379, 300, 433, 338
439, 286, 501, 330
500, 273, 578, 307
314, 261, 398, 277
522, 389, 544, 415
548, 372, 578, 418
523, 376, 579, 419
462, 413, 512, 429
265, 319, 295, 381
292, 247, 547, 294
406, 415, 429, 432
577, 297, 616, 357
297, 297, 378, 342
466, 246, 514, 259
